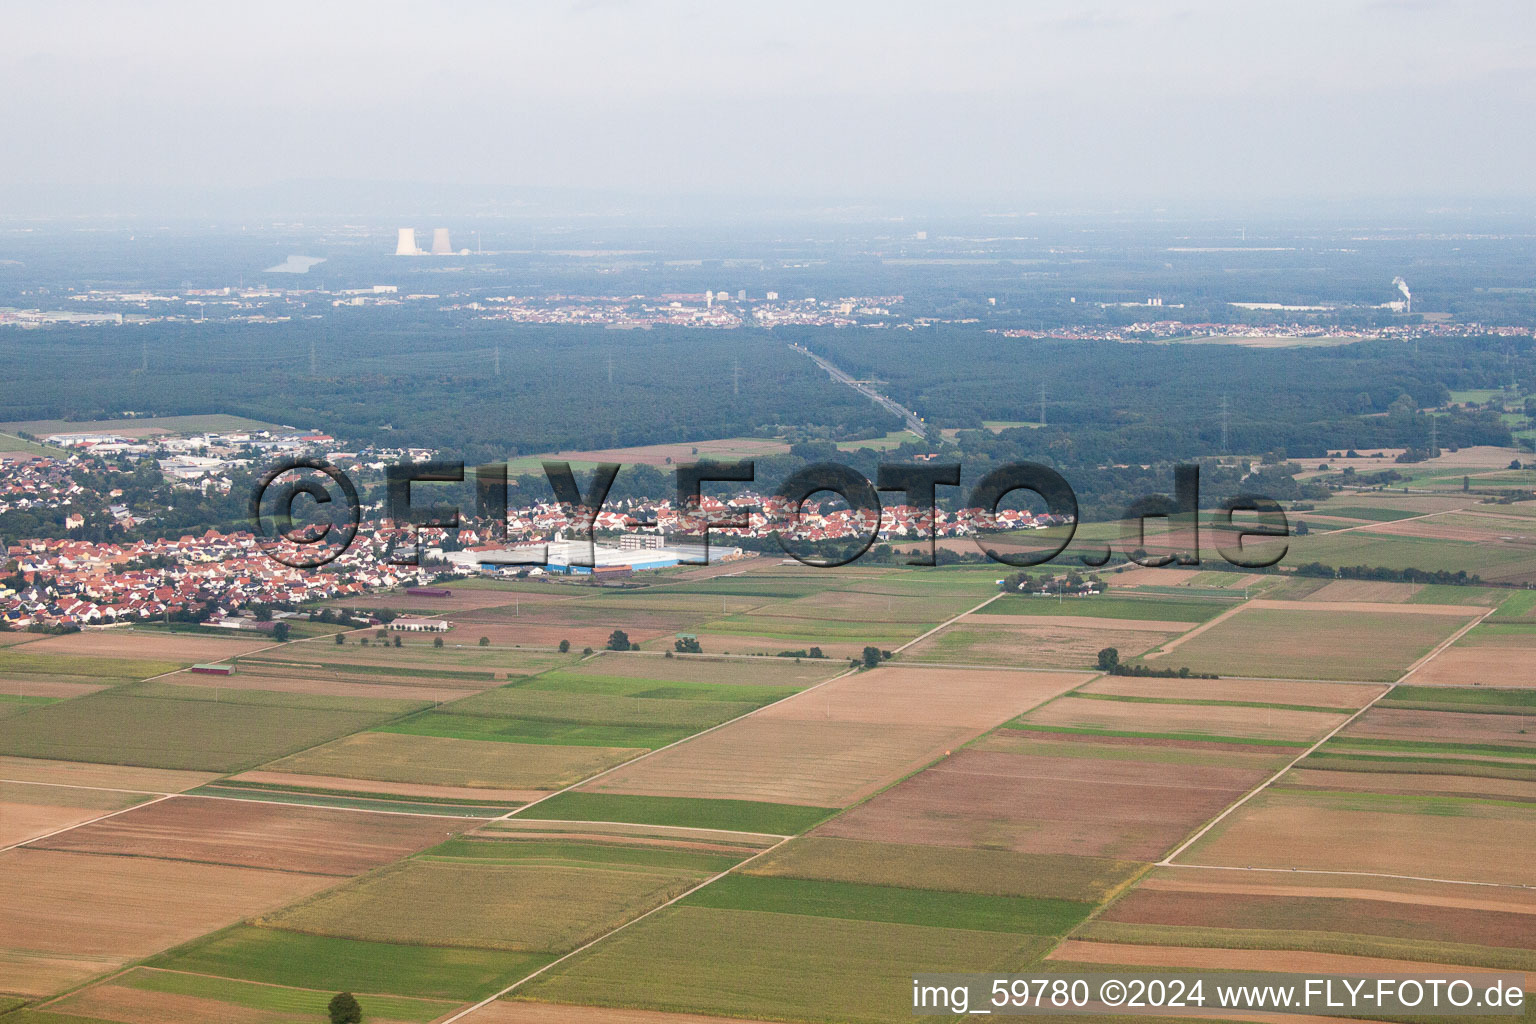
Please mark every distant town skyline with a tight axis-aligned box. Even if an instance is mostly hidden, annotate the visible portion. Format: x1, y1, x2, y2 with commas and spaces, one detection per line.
4, 0, 1534, 211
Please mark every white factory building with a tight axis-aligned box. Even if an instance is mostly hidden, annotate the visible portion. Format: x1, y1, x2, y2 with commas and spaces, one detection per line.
445, 536, 743, 575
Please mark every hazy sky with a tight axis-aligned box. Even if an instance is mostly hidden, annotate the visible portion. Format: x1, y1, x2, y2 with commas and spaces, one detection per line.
5, 0, 1535, 207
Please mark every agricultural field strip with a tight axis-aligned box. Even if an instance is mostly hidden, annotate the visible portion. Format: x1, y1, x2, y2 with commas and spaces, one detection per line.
427, 592, 1018, 1022
890, 591, 1004, 654
434, 833, 795, 1024
1145, 862, 1536, 892
1025, 604, 1504, 968
0, 778, 174, 797
480, 669, 861, 825
1311, 506, 1471, 539
474, 587, 1009, 826
1158, 603, 1496, 870
1137, 599, 1252, 660
0, 792, 173, 854
490, 817, 789, 840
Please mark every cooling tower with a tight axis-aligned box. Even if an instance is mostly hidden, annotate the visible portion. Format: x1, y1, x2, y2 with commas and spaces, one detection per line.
395, 228, 421, 256
431, 228, 452, 255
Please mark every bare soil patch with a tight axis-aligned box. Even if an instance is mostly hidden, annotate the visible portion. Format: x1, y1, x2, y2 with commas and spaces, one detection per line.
0, 781, 147, 846
1081, 677, 1383, 708
0, 847, 333, 957
818, 739, 1286, 860
1049, 939, 1510, 977
24, 629, 272, 661
167, 667, 486, 703
33, 795, 467, 875
1026, 698, 1346, 743
1280, 767, 1536, 803
1341, 707, 1536, 747
230, 770, 544, 804
0, 677, 112, 698
1101, 887, 1536, 949
1413, 644, 1536, 688
0, 756, 217, 793
469, 1001, 779, 1024
587, 668, 1081, 807
1140, 866, 1536, 914
262, 731, 643, 790
1182, 790, 1536, 886
1302, 581, 1422, 603
905, 620, 1182, 668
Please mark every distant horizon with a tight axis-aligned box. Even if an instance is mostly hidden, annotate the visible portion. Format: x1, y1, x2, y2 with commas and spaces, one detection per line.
6, 1, 1534, 212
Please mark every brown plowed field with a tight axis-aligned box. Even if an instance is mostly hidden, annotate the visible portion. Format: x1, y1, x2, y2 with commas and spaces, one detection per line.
1341, 707, 1536, 747
0, 847, 333, 963
32, 795, 469, 875
1025, 698, 1346, 743
0, 781, 146, 847
1048, 939, 1520, 980
23, 630, 273, 661
1100, 887, 1536, 949
1301, 580, 1422, 603
904, 620, 1182, 668
585, 668, 1083, 807
230, 770, 543, 804
1181, 790, 1536, 886
0, 756, 217, 792
1081, 677, 1383, 708
1411, 647, 1536, 687
469, 1003, 780, 1024
1280, 767, 1536, 802
816, 740, 1285, 860
1139, 867, 1536, 914
262, 731, 644, 790
0, 677, 112, 698
167, 668, 487, 703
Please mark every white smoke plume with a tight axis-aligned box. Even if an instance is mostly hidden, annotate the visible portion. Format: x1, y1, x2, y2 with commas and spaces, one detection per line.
1392, 276, 1411, 311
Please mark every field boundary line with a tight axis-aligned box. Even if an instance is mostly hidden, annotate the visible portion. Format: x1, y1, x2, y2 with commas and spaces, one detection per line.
1157, 862, 1536, 890
1395, 605, 1492, 682
485, 817, 788, 840
0, 777, 173, 797
892, 591, 1004, 654
1157, 603, 1494, 868
1318, 505, 1470, 538
487, 664, 863, 823
1, 792, 174, 854
173, 790, 486, 820
434, 833, 795, 1024
131, 965, 461, 1002
1154, 687, 1394, 866
1140, 599, 1250, 660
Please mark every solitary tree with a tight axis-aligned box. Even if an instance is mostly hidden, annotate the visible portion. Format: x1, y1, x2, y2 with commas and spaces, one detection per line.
392, 635, 402, 647
861, 646, 882, 669
1097, 647, 1120, 672
479, 636, 490, 646
606, 629, 630, 651
327, 992, 362, 1024
334, 633, 345, 645
433, 636, 444, 648
272, 622, 290, 642
558, 638, 571, 653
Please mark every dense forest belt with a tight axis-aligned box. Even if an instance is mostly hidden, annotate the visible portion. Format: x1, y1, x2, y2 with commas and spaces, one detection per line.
0, 318, 900, 463
792, 329, 1517, 460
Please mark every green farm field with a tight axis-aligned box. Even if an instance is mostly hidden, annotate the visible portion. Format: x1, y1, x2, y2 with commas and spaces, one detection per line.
0, 683, 413, 771
149, 925, 550, 1001
517, 905, 1049, 1022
